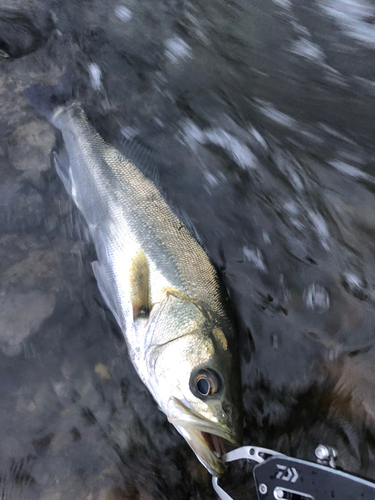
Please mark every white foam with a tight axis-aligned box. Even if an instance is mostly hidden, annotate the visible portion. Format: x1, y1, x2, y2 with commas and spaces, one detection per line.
283, 200, 305, 230
88, 63, 102, 91
330, 159, 374, 182
320, 0, 375, 46
274, 151, 304, 192
284, 200, 300, 215
203, 172, 220, 188
248, 126, 268, 151
319, 124, 355, 144
115, 5, 133, 22
120, 125, 139, 140
304, 283, 330, 312
205, 129, 258, 170
323, 64, 349, 88
290, 38, 325, 62
291, 20, 310, 37
279, 274, 291, 302
255, 100, 297, 129
165, 37, 192, 63
344, 272, 362, 288
181, 121, 258, 170
243, 246, 267, 272
309, 212, 330, 250
262, 231, 271, 244
181, 119, 205, 143
273, 0, 292, 8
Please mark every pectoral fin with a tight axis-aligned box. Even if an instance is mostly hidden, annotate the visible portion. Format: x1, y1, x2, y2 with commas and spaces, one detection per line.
53, 150, 72, 196
53, 148, 83, 210
92, 261, 121, 326
129, 250, 151, 320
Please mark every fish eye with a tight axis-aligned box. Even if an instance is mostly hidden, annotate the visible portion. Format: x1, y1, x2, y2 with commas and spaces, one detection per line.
195, 369, 220, 397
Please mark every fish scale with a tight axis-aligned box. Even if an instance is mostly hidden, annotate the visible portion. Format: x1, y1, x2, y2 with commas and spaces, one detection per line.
54, 104, 226, 318
25, 86, 242, 476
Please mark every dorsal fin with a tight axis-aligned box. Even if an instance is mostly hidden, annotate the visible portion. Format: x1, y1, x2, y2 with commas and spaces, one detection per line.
129, 250, 151, 320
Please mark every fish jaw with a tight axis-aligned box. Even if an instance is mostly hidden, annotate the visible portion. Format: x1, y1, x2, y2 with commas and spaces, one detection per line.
175, 425, 227, 476
167, 397, 240, 477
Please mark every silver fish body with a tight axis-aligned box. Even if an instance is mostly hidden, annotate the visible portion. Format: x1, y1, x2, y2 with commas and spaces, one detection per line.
47, 103, 242, 475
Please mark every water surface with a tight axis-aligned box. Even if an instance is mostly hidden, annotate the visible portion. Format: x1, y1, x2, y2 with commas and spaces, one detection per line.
1, 0, 375, 498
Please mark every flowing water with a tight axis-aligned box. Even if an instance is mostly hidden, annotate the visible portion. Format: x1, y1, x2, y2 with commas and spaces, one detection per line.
0, 0, 375, 498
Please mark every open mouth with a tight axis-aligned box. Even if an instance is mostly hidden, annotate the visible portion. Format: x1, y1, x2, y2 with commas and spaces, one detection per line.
201, 431, 227, 457
167, 397, 240, 476
180, 426, 237, 476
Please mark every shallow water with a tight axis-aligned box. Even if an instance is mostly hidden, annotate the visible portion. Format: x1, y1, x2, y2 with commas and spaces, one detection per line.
1, 0, 375, 498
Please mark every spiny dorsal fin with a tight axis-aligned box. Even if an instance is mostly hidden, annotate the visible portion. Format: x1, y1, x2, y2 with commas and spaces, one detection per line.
129, 250, 151, 320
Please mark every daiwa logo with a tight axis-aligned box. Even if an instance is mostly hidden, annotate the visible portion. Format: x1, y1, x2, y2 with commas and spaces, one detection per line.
276, 464, 299, 483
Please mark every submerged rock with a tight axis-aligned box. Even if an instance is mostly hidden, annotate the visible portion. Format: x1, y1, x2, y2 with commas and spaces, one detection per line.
0, 8, 52, 59
0, 290, 55, 356
8, 120, 55, 173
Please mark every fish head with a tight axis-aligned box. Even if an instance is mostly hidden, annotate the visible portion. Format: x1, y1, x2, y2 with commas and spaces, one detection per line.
146, 291, 242, 476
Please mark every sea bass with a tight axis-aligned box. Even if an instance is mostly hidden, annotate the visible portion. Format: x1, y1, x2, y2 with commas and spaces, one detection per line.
25, 83, 242, 476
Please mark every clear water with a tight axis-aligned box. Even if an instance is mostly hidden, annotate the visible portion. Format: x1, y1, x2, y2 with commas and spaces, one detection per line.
0, 0, 375, 498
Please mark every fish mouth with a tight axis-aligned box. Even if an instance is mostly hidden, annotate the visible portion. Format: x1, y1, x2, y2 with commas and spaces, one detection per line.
167, 397, 240, 476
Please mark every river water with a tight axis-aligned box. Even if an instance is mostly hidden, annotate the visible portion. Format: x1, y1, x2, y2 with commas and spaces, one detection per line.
0, 0, 375, 498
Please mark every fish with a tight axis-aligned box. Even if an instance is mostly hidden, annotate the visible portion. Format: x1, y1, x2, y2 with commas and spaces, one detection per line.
25, 79, 243, 476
